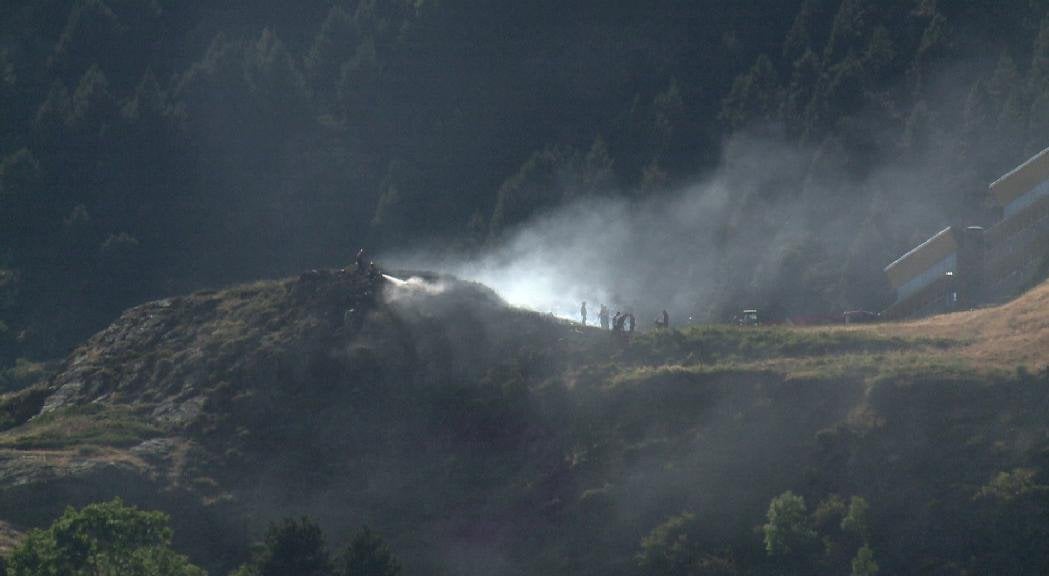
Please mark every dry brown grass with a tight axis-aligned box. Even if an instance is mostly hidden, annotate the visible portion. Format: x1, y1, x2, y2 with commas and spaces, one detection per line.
829, 279, 1049, 370
0, 405, 161, 450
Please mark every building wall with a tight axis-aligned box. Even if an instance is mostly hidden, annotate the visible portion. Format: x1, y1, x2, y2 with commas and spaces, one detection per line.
1004, 179, 1049, 219
983, 192, 1049, 302
883, 274, 956, 320
884, 149, 1049, 320
895, 254, 956, 302
990, 146, 1049, 207
884, 226, 957, 290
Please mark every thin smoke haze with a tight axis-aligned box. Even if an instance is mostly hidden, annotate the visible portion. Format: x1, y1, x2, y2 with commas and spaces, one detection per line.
389, 132, 958, 325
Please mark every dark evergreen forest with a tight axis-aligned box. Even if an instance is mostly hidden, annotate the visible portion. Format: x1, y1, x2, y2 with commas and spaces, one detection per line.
1, 0, 1047, 368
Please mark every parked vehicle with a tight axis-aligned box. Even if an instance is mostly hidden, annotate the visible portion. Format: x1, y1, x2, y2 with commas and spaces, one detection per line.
737, 309, 760, 326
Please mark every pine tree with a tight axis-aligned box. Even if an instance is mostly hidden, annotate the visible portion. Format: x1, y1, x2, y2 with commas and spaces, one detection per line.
0, 49, 14, 132
784, 49, 823, 137
783, 0, 816, 64
489, 146, 572, 236
824, 0, 872, 65
1025, 15, 1049, 154
341, 527, 400, 576
306, 7, 359, 101
0, 149, 43, 242
246, 28, 309, 126
122, 69, 166, 125
33, 81, 71, 142
69, 64, 115, 137
581, 136, 616, 196
720, 54, 782, 131
1029, 15, 1049, 87
50, 0, 121, 77
234, 517, 334, 576
987, 51, 1026, 165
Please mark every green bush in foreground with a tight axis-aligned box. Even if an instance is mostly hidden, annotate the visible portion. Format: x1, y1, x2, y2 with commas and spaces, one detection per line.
231, 518, 401, 576
232, 517, 332, 576
763, 491, 818, 559
342, 527, 401, 576
7, 498, 205, 576
636, 512, 696, 576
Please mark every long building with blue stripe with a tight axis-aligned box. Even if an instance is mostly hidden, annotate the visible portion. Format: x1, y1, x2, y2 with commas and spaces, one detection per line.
883, 146, 1049, 319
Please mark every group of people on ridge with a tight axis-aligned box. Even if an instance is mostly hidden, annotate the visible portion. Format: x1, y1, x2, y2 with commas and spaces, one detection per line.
580, 302, 669, 333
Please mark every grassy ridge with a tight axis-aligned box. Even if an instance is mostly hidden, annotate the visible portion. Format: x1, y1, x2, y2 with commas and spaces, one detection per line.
0, 275, 1044, 575
0, 405, 161, 450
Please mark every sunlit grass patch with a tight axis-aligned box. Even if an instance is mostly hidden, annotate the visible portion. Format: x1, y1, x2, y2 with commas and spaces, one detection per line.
865, 355, 1006, 388
0, 359, 56, 393
608, 363, 764, 388
0, 405, 161, 449
623, 324, 954, 368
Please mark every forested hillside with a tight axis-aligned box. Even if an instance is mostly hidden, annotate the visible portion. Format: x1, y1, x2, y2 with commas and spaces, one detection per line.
1, 0, 1047, 367
0, 270, 1047, 575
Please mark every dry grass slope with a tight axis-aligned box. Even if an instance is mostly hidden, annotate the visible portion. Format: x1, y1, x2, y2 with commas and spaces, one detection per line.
856, 278, 1049, 369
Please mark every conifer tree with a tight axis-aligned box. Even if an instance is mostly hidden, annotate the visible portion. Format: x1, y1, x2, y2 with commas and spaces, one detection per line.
341, 527, 401, 576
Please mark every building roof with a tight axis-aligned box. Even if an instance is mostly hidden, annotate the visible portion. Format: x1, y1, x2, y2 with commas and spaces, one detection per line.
989, 146, 1049, 207
884, 226, 957, 289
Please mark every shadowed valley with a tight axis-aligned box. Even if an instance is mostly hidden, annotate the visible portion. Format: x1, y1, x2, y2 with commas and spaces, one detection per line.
0, 272, 1046, 574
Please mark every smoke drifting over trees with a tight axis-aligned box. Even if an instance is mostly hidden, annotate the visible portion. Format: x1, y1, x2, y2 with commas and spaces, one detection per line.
0, 0, 1047, 365
2, 4, 1049, 576
429, 119, 1020, 325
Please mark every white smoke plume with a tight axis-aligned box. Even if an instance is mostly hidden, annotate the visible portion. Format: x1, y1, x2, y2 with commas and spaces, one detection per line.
388, 131, 967, 326
383, 274, 450, 298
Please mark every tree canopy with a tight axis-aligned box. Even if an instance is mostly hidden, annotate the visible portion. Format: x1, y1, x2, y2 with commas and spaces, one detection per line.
0, 0, 1045, 367
7, 499, 205, 576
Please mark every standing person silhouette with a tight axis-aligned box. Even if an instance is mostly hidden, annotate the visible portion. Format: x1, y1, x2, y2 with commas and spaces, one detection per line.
580, 301, 588, 326
354, 248, 369, 273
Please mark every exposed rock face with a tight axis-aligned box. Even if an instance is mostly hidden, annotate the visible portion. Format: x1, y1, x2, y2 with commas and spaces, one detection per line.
0, 269, 555, 574
0, 270, 395, 570
42, 269, 514, 417
7, 272, 1048, 576
45, 270, 370, 418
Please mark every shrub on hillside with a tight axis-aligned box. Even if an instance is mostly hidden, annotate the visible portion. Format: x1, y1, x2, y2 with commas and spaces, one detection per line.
6, 499, 204, 576
232, 519, 402, 576
341, 527, 401, 576
232, 517, 332, 576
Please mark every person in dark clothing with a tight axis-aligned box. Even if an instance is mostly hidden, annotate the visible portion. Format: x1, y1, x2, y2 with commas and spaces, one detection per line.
661, 309, 669, 329
580, 301, 588, 326
599, 305, 610, 329
355, 248, 369, 273
612, 311, 623, 332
